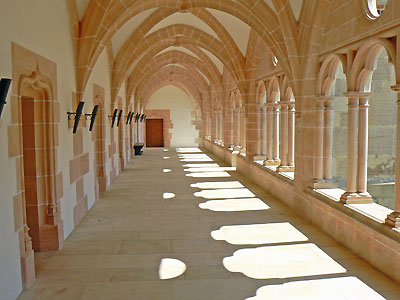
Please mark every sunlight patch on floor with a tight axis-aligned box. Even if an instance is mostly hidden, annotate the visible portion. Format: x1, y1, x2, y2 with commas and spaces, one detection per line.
158, 258, 186, 280
163, 149, 168, 152
183, 163, 220, 168
223, 243, 346, 279
186, 172, 231, 178
163, 156, 170, 159
176, 147, 202, 153
184, 167, 236, 173
194, 188, 255, 199
245, 276, 386, 300
163, 192, 176, 199
199, 198, 269, 211
211, 223, 308, 245
190, 181, 244, 189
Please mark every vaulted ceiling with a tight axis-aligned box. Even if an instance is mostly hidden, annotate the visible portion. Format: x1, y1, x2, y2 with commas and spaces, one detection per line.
67, 0, 326, 111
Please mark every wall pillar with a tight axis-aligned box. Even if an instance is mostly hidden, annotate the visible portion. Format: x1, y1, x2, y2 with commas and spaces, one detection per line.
264, 103, 274, 165
288, 102, 295, 169
386, 86, 400, 227
277, 103, 289, 171
261, 105, 267, 157
313, 98, 324, 186
323, 98, 335, 183
272, 103, 280, 163
341, 92, 373, 204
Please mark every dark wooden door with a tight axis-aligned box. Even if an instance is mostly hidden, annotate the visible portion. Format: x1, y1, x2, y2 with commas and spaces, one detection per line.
146, 119, 164, 147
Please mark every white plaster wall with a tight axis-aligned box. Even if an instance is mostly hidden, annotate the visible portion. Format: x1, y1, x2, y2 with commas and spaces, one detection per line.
0, 1, 76, 299
146, 86, 199, 147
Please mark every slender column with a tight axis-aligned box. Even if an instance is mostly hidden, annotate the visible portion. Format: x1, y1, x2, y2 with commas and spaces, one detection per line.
313, 99, 324, 186
277, 103, 288, 171
272, 103, 280, 163
323, 98, 335, 182
219, 110, 223, 143
264, 104, 274, 165
256, 104, 262, 156
288, 102, 295, 169
386, 86, 400, 227
212, 110, 218, 142
236, 107, 241, 148
340, 92, 372, 204
261, 105, 267, 156
357, 96, 372, 198
228, 108, 235, 147
241, 107, 246, 152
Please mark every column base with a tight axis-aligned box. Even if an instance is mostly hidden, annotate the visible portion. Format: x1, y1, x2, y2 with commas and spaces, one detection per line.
263, 160, 279, 166
277, 165, 294, 172
31, 222, 64, 251
385, 211, 400, 228
21, 248, 35, 289
254, 155, 266, 161
340, 191, 373, 204
312, 180, 338, 189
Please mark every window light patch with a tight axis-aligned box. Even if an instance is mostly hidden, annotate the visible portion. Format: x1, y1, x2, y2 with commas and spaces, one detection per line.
364, 0, 387, 20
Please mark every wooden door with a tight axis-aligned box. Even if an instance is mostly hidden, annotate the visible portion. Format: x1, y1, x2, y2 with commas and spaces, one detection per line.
146, 119, 164, 147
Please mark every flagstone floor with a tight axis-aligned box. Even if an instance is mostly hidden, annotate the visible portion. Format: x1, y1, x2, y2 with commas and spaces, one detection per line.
18, 148, 400, 300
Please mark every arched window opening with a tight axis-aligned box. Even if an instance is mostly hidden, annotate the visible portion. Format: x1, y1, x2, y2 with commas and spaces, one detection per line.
331, 62, 348, 190
314, 57, 347, 189
367, 48, 396, 209
363, 0, 387, 20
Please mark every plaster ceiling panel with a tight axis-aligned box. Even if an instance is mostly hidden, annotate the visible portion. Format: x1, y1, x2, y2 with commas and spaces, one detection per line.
157, 46, 200, 60
76, 0, 90, 20
146, 12, 220, 41
264, 0, 302, 20
206, 9, 250, 57
289, 0, 303, 21
111, 8, 157, 59
263, 0, 276, 13
200, 48, 223, 74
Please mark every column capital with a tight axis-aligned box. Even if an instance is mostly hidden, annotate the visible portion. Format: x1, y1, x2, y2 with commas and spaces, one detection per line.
344, 92, 372, 99
391, 85, 400, 92
317, 96, 335, 101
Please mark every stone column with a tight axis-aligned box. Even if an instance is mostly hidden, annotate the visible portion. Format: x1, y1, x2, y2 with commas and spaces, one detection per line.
228, 108, 235, 147
288, 102, 295, 170
340, 92, 372, 204
203, 112, 208, 139
264, 103, 274, 165
240, 107, 246, 153
236, 107, 241, 148
255, 104, 262, 156
277, 103, 288, 171
219, 110, 223, 144
313, 98, 324, 187
357, 96, 372, 199
212, 110, 217, 142
323, 97, 335, 183
261, 105, 267, 157
386, 86, 400, 227
273, 103, 280, 164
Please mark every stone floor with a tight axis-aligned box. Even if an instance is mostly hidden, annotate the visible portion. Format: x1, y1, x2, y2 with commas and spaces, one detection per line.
18, 148, 400, 300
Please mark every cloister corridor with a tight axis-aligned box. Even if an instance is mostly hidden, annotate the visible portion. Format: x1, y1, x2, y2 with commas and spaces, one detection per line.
17, 148, 400, 300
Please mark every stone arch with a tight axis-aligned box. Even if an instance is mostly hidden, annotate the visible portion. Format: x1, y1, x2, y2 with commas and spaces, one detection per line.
112, 24, 244, 102
256, 81, 267, 104
349, 38, 396, 92
318, 54, 347, 96
72, 0, 290, 102
267, 77, 280, 103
